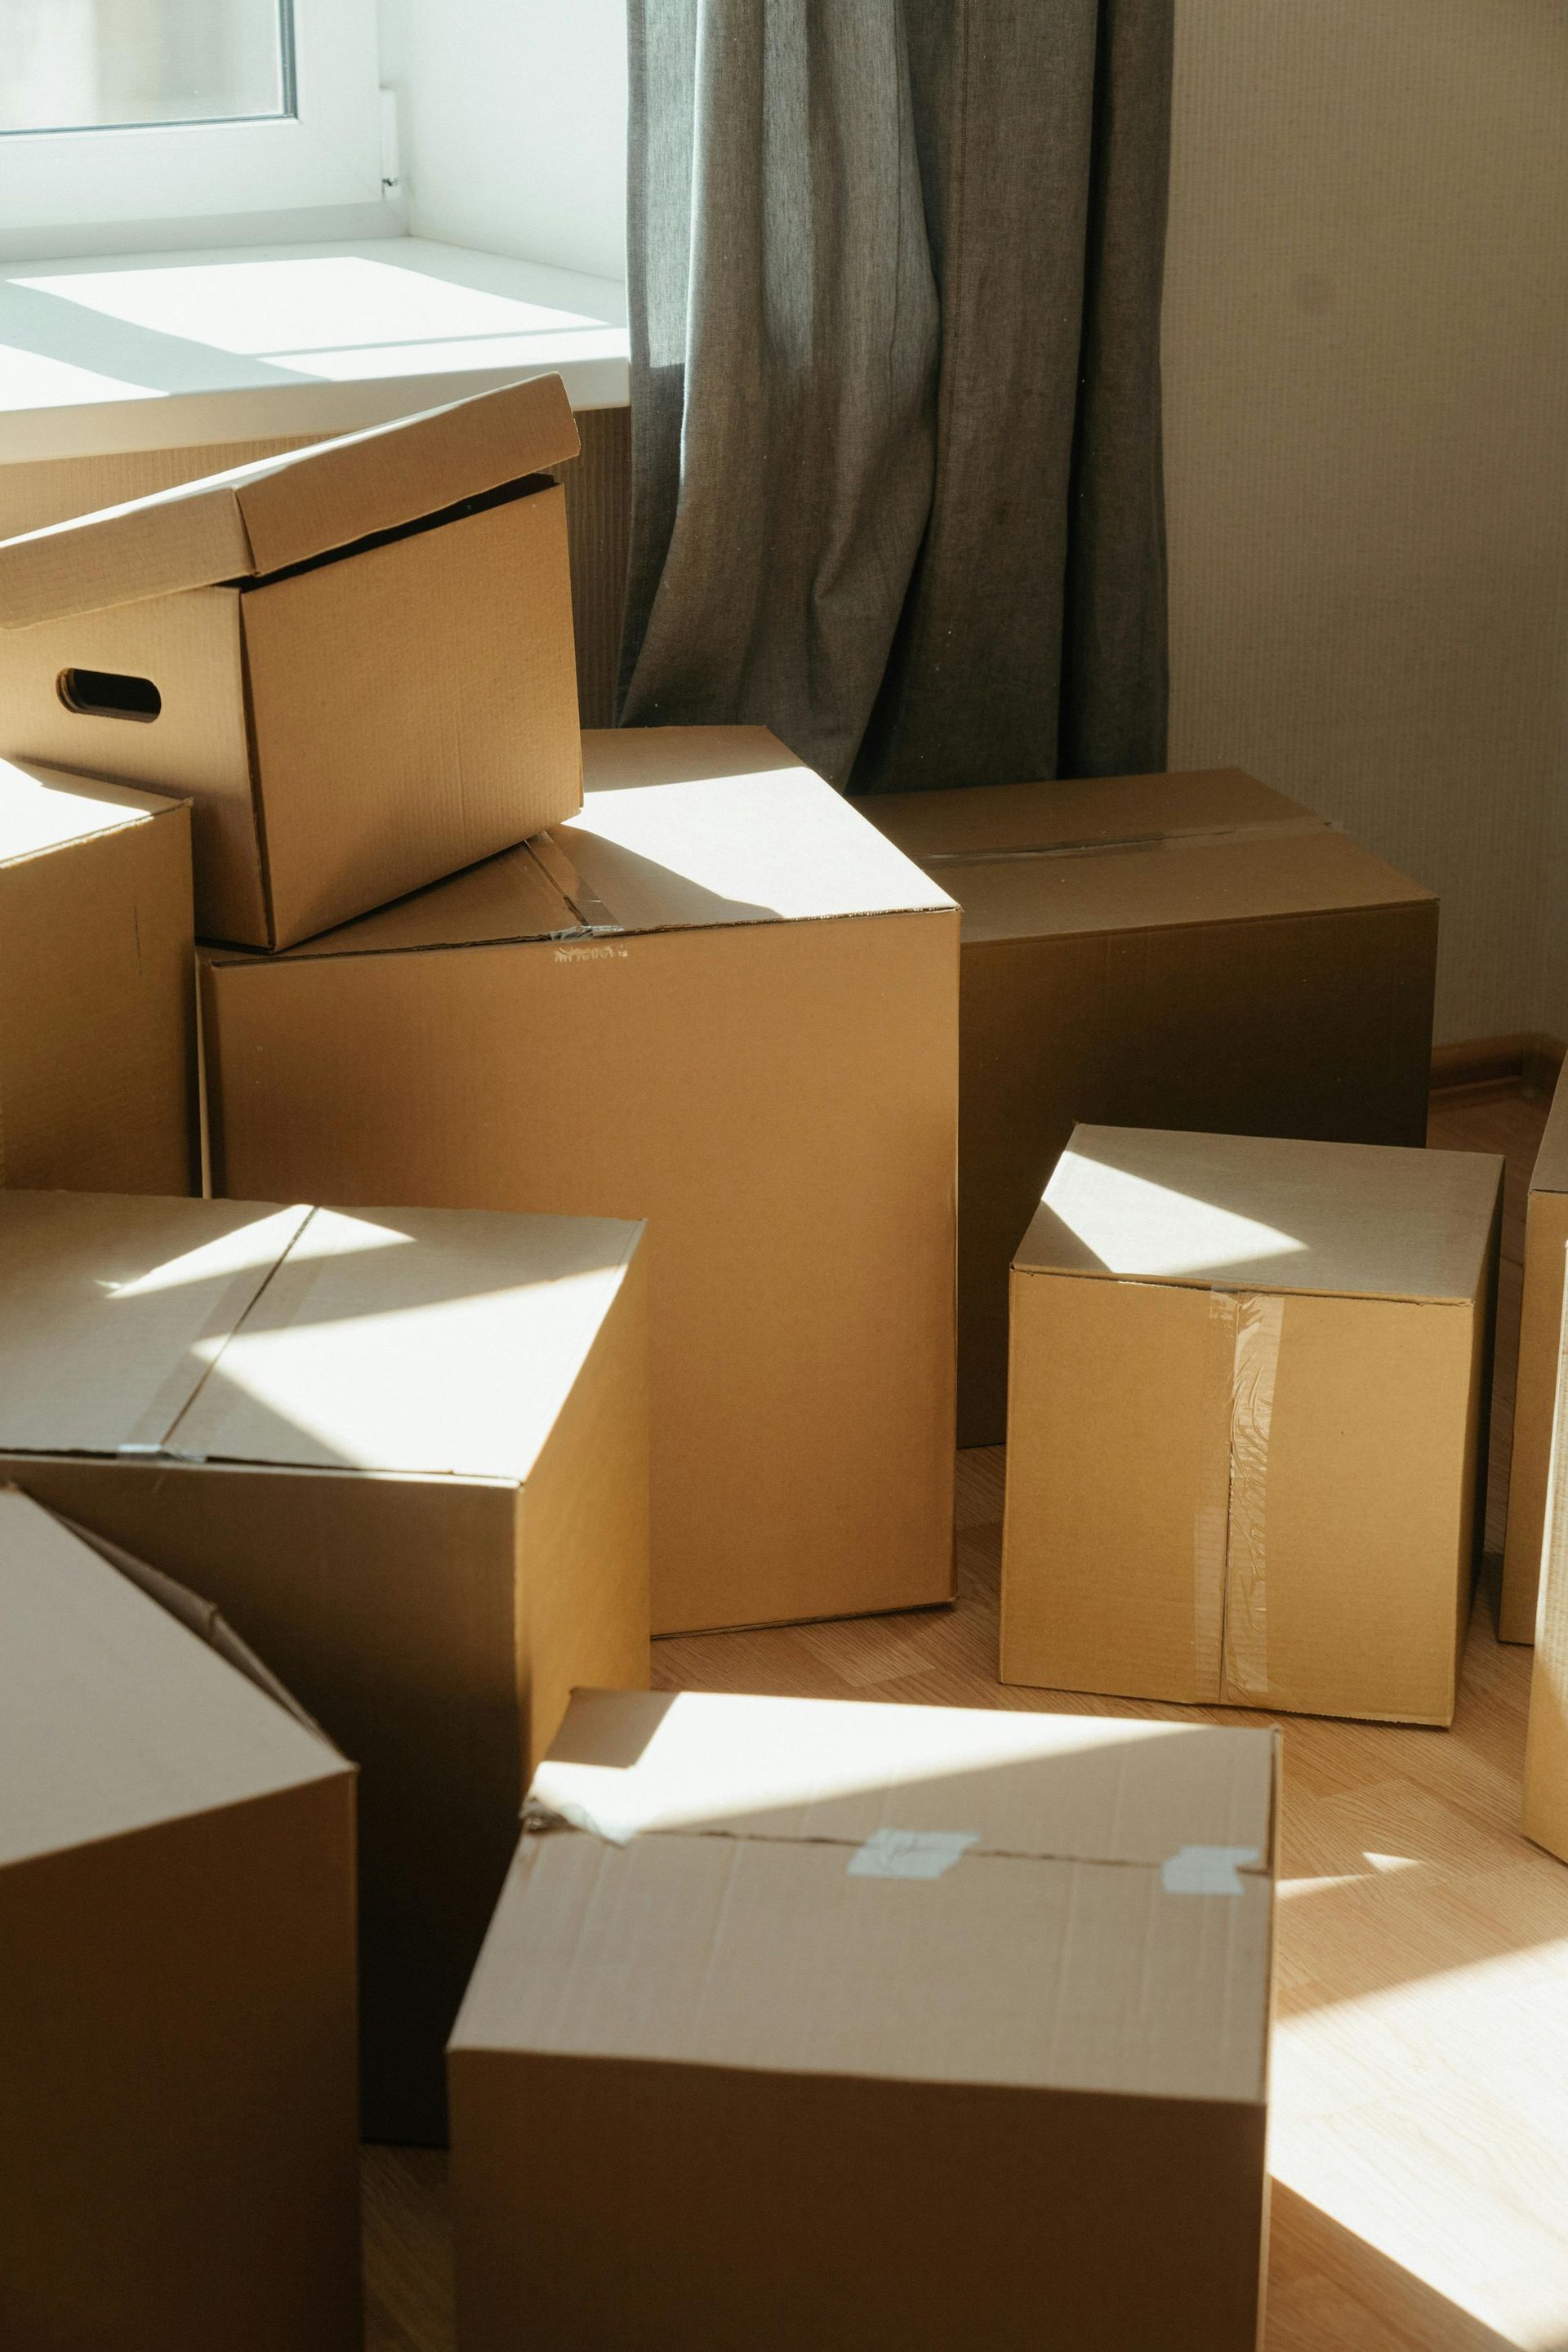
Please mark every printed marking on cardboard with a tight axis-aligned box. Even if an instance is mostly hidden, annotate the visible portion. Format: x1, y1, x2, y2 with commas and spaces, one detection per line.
554, 942, 629, 963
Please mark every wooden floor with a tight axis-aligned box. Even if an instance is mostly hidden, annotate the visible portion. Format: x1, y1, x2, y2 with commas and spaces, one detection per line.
365, 1084, 1568, 2352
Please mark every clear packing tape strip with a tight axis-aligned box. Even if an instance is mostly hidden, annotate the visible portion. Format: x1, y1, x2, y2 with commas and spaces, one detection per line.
915, 813, 1337, 871
1199, 1291, 1285, 1705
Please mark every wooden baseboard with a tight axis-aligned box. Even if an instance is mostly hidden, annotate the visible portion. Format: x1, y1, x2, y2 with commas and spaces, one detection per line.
1431, 1032, 1566, 1099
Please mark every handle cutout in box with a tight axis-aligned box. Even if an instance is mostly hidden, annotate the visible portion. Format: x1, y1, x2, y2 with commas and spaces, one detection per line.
57, 668, 162, 723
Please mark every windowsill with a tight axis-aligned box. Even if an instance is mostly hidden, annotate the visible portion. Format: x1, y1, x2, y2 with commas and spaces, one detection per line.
0, 234, 630, 466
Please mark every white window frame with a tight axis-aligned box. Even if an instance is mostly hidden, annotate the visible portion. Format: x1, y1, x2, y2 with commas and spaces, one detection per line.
0, 0, 385, 238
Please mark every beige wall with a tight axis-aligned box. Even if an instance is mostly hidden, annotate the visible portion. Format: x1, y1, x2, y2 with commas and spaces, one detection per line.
1163, 1, 1568, 1045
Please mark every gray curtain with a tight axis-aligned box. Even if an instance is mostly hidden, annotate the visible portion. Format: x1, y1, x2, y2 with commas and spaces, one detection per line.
618, 0, 1173, 795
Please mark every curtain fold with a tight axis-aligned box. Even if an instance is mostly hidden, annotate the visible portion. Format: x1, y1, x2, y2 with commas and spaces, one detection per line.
619, 0, 1173, 794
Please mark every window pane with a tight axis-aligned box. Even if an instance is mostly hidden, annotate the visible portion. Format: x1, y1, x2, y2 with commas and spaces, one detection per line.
0, 0, 291, 135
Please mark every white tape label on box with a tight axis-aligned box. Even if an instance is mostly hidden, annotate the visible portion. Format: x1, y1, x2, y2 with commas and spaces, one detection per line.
1160, 1844, 1261, 1896
846, 1829, 980, 1881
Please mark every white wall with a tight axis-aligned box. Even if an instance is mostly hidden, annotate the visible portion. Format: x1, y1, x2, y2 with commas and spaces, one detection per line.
377, 0, 626, 284
1163, 2, 1568, 1045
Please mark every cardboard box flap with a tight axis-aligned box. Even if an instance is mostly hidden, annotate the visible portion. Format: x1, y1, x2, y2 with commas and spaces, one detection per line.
57, 1508, 332, 1744
942, 826, 1436, 947
0, 372, 580, 629
0, 1192, 643, 1483
1532, 1067, 1568, 1196
0, 1487, 343, 1872
0, 1192, 314, 1455
167, 1203, 644, 1481
864, 767, 1317, 863
564, 728, 956, 931
526, 1689, 1276, 1870
207, 836, 585, 965
206, 724, 956, 965
1018, 1126, 1503, 1304
0, 756, 184, 868
457, 1691, 1276, 2107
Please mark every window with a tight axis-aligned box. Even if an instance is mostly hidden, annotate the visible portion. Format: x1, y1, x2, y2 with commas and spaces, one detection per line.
0, 0, 385, 239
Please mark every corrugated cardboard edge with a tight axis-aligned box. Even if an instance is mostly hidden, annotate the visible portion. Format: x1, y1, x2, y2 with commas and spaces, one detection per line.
1522, 1257, 1568, 1859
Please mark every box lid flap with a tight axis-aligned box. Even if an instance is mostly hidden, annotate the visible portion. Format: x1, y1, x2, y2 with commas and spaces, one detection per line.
1017, 1125, 1503, 1303
1532, 1062, 1568, 1196
0, 756, 183, 870
0, 1488, 343, 1872
0, 372, 579, 629
207, 724, 956, 966
865, 767, 1313, 859
528, 1688, 1275, 1867
858, 770, 1434, 947
452, 1690, 1276, 2106
0, 1192, 641, 1483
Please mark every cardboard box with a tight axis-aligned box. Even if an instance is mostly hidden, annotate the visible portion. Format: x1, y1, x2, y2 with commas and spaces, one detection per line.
0, 1187, 649, 2142
0, 375, 583, 949
1523, 1261, 1568, 1858
862, 769, 1439, 1443
200, 724, 959, 1637
0, 1486, 359, 2350
449, 1686, 1278, 2352
1500, 1060, 1568, 1642
0, 754, 194, 1192
1002, 1125, 1502, 1723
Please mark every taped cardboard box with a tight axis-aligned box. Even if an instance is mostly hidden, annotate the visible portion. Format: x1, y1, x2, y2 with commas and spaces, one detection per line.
449, 1687, 1277, 2352
1500, 1061, 1568, 1642
0, 1187, 649, 2143
201, 723, 959, 1637
862, 770, 1439, 1444
1002, 1127, 1501, 1724
1524, 1259, 1568, 1858
0, 755, 194, 1192
0, 374, 582, 949
0, 1486, 359, 2351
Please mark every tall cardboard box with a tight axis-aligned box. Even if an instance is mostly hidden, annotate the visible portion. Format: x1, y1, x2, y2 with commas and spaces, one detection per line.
1501, 1061, 1568, 1642
201, 724, 959, 1637
0, 1187, 649, 2142
0, 1487, 359, 2351
863, 770, 1438, 1442
1002, 1126, 1502, 1723
449, 1687, 1278, 2352
0, 755, 194, 1191
0, 374, 582, 947
1524, 1263, 1568, 1855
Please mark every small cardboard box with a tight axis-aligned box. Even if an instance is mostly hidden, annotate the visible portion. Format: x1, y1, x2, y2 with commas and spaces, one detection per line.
449, 1687, 1278, 2352
0, 755, 194, 1192
862, 769, 1439, 1443
1524, 1262, 1568, 1859
1003, 1126, 1502, 1723
0, 1486, 359, 2350
0, 1187, 650, 2143
1500, 1061, 1568, 1642
200, 724, 959, 1637
0, 374, 582, 949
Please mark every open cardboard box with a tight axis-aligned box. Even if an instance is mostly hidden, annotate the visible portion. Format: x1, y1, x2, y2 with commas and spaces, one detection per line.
0, 1187, 650, 2143
0, 1486, 360, 2350
0, 374, 583, 949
